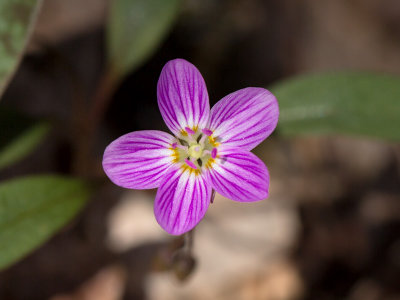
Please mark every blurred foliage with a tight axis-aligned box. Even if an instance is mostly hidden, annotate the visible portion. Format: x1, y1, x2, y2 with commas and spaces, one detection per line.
0, 0, 42, 98
0, 122, 50, 171
0, 175, 91, 270
272, 72, 400, 140
0, 108, 50, 171
107, 0, 181, 80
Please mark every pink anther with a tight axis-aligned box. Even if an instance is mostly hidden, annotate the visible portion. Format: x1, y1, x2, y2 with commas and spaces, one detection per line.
211, 147, 217, 159
185, 159, 197, 169
185, 127, 195, 135
201, 128, 213, 136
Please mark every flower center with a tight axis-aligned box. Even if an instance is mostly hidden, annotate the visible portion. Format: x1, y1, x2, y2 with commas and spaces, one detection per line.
188, 144, 203, 159
171, 127, 219, 171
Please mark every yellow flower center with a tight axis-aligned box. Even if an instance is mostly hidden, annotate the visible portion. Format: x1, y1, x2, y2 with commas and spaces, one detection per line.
170, 127, 219, 172
188, 144, 203, 159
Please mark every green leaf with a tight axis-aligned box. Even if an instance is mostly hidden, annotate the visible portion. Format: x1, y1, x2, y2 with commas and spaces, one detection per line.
0, 0, 43, 98
0, 121, 50, 171
271, 72, 400, 140
107, 0, 181, 79
0, 107, 51, 171
0, 175, 91, 270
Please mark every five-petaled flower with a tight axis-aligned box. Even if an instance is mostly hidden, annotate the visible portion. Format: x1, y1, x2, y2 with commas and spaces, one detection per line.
103, 59, 279, 235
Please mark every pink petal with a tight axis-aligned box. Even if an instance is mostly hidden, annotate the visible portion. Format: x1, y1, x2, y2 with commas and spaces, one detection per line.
103, 130, 175, 189
154, 164, 211, 235
209, 87, 279, 150
157, 59, 210, 135
207, 146, 270, 202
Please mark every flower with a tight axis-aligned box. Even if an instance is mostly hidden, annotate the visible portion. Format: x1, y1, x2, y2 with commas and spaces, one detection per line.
103, 59, 279, 235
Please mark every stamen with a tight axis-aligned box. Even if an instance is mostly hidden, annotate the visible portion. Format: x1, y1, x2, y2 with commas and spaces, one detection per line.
173, 141, 187, 150
185, 127, 195, 135
199, 134, 207, 145
211, 147, 217, 159
201, 128, 213, 136
176, 144, 188, 150
185, 159, 197, 169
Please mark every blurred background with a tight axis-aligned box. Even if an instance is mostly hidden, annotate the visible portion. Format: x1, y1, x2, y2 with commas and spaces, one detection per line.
0, 0, 399, 299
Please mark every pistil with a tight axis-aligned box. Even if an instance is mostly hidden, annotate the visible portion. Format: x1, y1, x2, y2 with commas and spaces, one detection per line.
188, 144, 203, 159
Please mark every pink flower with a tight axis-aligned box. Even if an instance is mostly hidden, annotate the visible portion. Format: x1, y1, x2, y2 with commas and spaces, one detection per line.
103, 59, 279, 235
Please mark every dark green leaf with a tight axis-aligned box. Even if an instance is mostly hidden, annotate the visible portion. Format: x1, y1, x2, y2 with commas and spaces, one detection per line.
0, 0, 43, 98
271, 72, 400, 140
0, 175, 91, 270
107, 0, 181, 79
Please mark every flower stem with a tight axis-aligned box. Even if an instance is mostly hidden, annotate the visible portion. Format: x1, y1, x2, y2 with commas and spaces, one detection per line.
73, 64, 119, 176
184, 228, 194, 254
